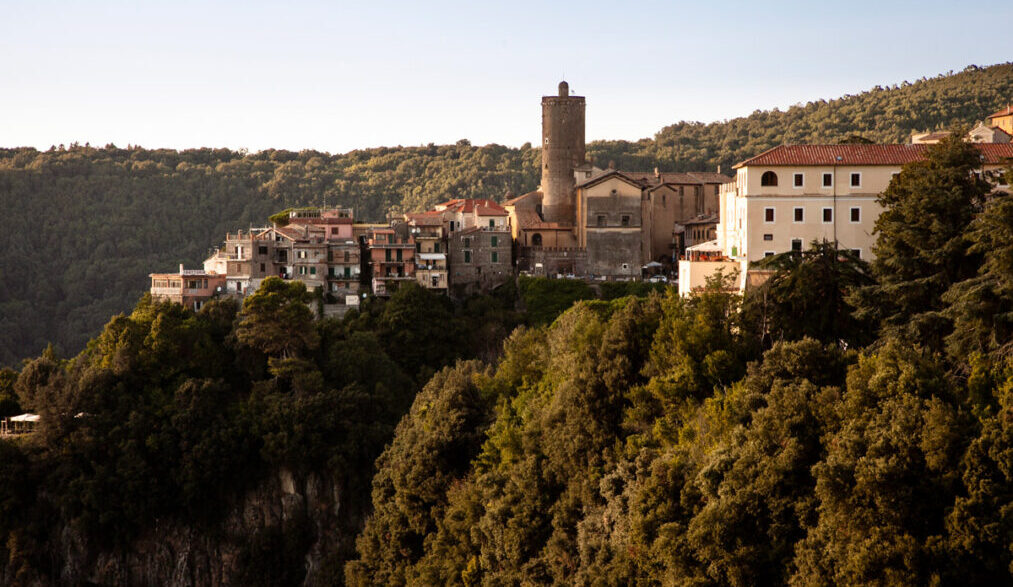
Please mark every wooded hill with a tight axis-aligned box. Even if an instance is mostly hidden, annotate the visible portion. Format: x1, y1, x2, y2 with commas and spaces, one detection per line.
2, 62, 1012, 365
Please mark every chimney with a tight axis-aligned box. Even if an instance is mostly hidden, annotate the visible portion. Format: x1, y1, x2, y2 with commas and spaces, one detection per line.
654, 167, 660, 180
179, 263, 184, 273
717, 164, 722, 174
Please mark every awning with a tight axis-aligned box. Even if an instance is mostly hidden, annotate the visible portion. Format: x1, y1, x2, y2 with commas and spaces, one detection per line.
10, 413, 40, 423
686, 239, 723, 252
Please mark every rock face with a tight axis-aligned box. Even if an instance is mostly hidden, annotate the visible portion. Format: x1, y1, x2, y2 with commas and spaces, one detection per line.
22, 469, 349, 586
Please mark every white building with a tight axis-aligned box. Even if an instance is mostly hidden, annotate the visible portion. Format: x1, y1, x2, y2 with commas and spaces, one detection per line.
679, 143, 1013, 297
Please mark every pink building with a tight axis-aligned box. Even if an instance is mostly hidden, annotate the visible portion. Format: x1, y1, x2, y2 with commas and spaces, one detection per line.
149, 264, 226, 311
368, 227, 416, 296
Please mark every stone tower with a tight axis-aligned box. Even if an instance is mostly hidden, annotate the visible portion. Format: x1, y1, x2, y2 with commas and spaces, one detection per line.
540, 81, 585, 225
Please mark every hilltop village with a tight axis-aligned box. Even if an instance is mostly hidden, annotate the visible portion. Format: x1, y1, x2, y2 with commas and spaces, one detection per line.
149, 85, 1013, 310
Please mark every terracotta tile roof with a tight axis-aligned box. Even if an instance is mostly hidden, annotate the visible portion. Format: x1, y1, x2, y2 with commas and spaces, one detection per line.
576, 169, 647, 189
475, 204, 508, 216
505, 190, 542, 206
737, 144, 1013, 168
604, 171, 733, 187
436, 198, 506, 215
988, 105, 1013, 119
406, 210, 445, 225
686, 171, 735, 184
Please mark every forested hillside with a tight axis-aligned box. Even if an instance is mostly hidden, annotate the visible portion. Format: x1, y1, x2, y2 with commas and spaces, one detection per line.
2, 62, 1012, 364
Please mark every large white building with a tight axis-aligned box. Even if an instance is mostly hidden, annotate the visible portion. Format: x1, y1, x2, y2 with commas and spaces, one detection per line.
679, 143, 1013, 296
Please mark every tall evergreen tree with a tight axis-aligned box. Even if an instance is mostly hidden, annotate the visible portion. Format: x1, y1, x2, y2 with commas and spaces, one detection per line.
851, 135, 992, 349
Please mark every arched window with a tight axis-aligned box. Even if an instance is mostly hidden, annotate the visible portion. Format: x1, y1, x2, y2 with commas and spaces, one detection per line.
531, 233, 543, 247
761, 171, 778, 186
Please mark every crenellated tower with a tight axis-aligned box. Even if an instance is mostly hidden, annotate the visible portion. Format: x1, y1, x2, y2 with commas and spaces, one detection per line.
540, 81, 585, 225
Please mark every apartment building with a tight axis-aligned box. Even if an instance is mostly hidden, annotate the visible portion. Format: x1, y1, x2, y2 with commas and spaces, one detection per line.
405, 198, 512, 295
149, 264, 226, 311
678, 143, 1013, 296
367, 225, 415, 296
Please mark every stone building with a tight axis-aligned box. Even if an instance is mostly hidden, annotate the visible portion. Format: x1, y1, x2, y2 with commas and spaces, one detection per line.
448, 225, 512, 296
405, 199, 513, 295
508, 82, 731, 278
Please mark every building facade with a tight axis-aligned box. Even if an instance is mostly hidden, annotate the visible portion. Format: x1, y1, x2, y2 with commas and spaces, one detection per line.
678, 143, 1013, 296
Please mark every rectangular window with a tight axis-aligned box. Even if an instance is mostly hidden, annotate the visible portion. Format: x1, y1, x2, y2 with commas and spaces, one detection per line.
492, 251, 499, 263
823, 173, 833, 187
791, 239, 803, 252
310, 267, 316, 275
464, 250, 471, 263
491, 236, 498, 247
385, 249, 391, 262
793, 173, 803, 187
764, 251, 775, 257
434, 243, 440, 253
851, 249, 861, 259
464, 237, 471, 248
597, 215, 606, 227
489, 219, 495, 228
258, 246, 268, 255
850, 207, 861, 223
396, 249, 402, 261
344, 251, 350, 262
621, 215, 630, 227
329, 267, 336, 277
850, 172, 861, 187
822, 208, 833, 223
763, 233, 773, 241
793, 207, 804, 223
764, 207, 774, 223
260, 263, 265, 272
344, 267, 351, 278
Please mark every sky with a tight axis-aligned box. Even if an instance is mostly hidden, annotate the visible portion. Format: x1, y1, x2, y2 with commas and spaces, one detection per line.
3, 0, 1012, 153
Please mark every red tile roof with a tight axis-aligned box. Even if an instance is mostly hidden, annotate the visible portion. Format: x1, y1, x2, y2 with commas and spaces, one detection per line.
734, 144, 1013, 168
435, 198, 507, 215
988, 105, 1013, 119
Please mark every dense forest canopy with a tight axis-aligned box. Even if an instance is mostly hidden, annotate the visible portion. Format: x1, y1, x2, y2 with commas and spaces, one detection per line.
345, 138, 1013, 585
2, 62, 1012, 365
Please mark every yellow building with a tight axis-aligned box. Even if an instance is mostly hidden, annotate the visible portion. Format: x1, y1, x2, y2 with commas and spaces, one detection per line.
988, 104, 1013, 136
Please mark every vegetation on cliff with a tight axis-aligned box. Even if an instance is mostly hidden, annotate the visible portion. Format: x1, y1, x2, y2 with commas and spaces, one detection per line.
0, 280, 520, 585
3, 62, 1013, 365
346, 138, 1013, 585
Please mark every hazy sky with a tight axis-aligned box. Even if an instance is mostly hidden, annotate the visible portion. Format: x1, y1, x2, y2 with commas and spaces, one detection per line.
3, 1, 1012, 153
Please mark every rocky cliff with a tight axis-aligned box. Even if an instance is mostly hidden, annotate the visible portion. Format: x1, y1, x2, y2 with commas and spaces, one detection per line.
9, 469, 352, 586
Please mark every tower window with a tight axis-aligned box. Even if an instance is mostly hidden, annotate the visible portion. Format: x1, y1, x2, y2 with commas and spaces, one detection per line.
621, 215, 630, 227
761, 171, 778, 186
793, 207, 804, 223
793, 173, 803, 187
823, 173, 833, 187
764, 207, 775, 223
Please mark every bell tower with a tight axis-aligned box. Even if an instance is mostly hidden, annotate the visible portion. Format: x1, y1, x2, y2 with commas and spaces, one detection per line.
540, 81, 585, 225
